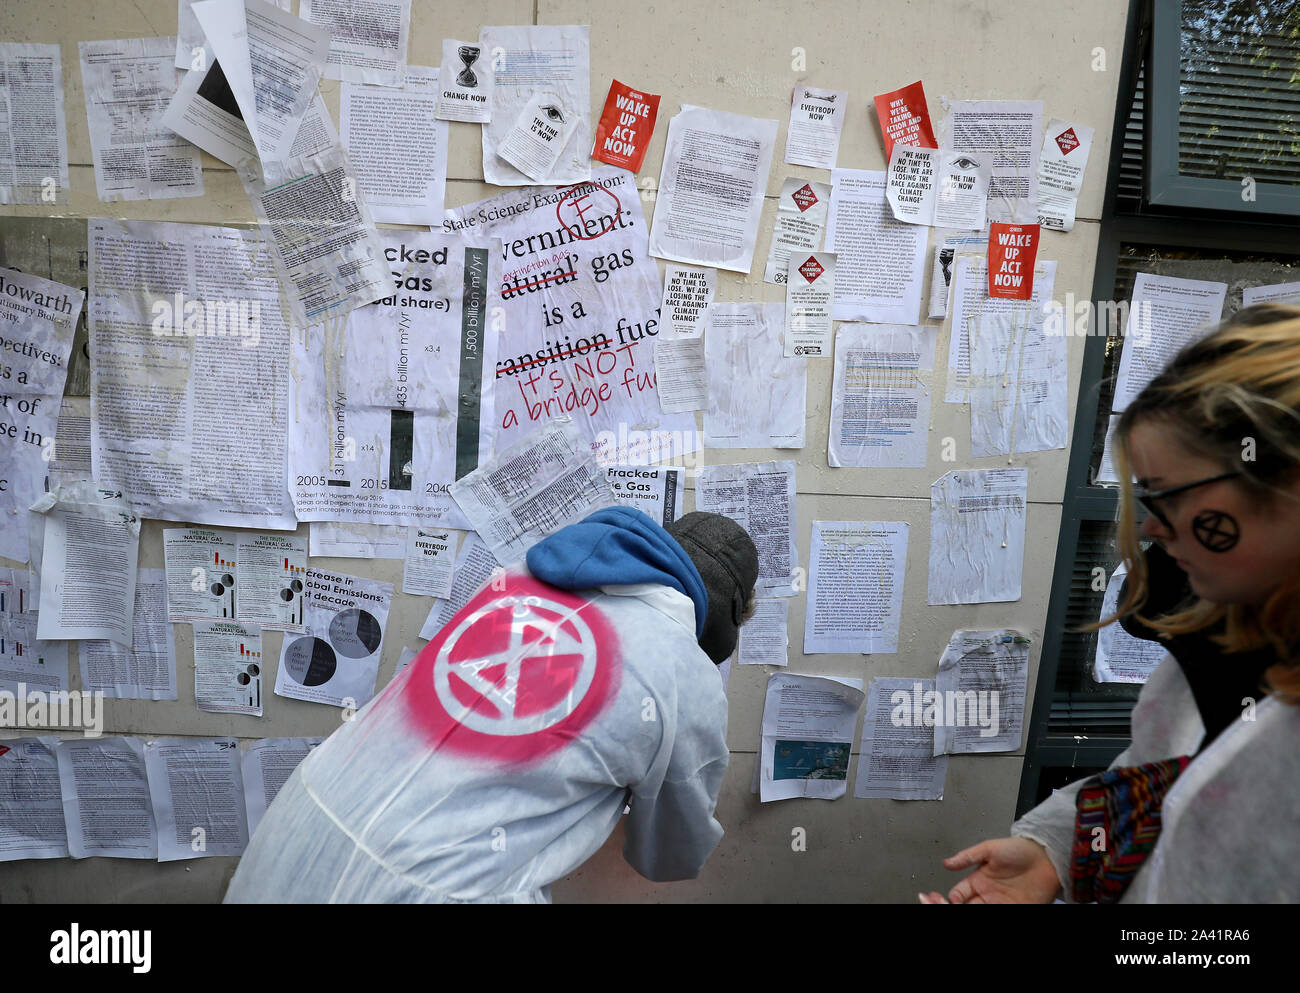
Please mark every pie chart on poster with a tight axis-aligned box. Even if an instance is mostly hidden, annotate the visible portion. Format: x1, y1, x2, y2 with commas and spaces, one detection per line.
283, 636, 337, 686
329, 608, 382, 658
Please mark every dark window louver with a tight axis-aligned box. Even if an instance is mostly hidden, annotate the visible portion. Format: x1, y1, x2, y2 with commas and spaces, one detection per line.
1176, 9, 1300, 188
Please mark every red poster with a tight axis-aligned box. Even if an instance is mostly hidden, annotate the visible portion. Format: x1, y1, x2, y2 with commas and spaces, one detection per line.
987, 223, 1041, 300
873, 80, 937, 157
591, 79, 660, 172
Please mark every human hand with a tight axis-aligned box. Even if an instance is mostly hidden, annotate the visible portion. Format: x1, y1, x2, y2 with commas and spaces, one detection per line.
918, 837, 1062, 904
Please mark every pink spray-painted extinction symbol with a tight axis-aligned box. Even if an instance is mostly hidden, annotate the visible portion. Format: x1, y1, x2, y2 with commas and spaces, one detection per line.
405, 574, 620, 762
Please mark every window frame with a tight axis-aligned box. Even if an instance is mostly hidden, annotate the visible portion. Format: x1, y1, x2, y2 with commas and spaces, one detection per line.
1146, 0, 1300, 217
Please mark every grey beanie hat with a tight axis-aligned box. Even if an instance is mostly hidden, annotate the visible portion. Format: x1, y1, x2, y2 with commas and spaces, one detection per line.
665, 511, 760, 664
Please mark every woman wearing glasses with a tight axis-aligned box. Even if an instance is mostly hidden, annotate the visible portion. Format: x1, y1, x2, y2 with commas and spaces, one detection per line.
920, 303, 1300, 904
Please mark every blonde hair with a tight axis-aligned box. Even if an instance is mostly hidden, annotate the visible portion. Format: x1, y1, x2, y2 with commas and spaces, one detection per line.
1098, 304, 1300, 702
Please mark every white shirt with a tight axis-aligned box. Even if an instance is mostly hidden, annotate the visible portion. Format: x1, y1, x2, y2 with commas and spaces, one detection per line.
1012, 652, 1300, 902
225, 570, 730, 903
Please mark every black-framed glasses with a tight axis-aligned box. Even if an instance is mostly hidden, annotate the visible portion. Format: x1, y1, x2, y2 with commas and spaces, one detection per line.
1132, 471, 1242, 530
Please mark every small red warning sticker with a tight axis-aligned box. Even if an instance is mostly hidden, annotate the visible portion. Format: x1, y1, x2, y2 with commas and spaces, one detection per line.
792, 183, 819, 212
798, 256, 825, 282
1055, 127, 1080, 155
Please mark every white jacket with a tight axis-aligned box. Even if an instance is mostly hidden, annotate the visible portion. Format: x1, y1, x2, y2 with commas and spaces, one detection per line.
1012, 651, 1300, 902
224, 569, 729, 903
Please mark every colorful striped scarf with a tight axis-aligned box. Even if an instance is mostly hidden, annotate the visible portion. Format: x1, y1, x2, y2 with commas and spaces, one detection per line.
1070, 756, 1191, 904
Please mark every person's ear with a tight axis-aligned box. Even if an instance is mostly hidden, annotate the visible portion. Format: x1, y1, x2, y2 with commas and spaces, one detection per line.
739, 591, 757, 624
730, 588, 745, 626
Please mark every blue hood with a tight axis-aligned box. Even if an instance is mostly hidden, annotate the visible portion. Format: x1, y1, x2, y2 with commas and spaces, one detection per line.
525, 507, 709, 639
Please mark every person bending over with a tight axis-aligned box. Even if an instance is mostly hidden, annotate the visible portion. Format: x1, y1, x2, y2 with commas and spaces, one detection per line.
225, 507, 758, 903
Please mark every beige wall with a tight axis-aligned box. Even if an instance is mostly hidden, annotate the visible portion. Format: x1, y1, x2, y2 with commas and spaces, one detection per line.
0, 0, 1130, 902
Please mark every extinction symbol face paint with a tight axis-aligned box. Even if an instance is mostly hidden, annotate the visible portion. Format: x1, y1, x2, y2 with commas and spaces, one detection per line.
1191, 510, 1240, 552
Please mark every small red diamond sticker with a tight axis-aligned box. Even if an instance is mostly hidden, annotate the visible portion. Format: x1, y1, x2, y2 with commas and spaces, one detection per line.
0, 746, 9, 758
798, 256, 824, 282
791, 183, 819, 212
1055, 127, 1080, 155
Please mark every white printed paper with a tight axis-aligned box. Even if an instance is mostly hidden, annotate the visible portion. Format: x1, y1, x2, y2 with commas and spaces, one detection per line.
1112, 273, 1228, 412
435, 39, 492, 122
928, 468, 1027, 605
163, 529, 238, 622
696, 461, 798, 596
56, 737, 157, 859
33, 484, 139, 646
764, 177, 830, 286
0, 737, 68, 861
340, 66, 448, 224
945, 254, 1057, 402
235, 532, 307, 632
1096, 414, 1123, 485
737, 599, 789, 666
1094, 564, 1167, 684
1242, 281, 1300, 307
480, 25, 590, 187
1037, 119, 1094, 232
704, 303, 806, 448
174, 0, 291, 70
89, 218, 296, 528
194, 620, 264, 716
402, 527, 459, 598
969, 310, 1069, 456
649, 105, 778, 274
46, 396, 93, 487
240, 144, 390, 327
449, 418, 617, 565
827, 169, 927, 324
0, 613, 70, 695
498, 91, 580, 184
606, 465, 684, 526
804, 521, 908, 654
418, 532, 499, 640
164, 0, 329, 169
945, 99, 1043, 223
885, 144, 991, 230
785, 251, 836, 357
785, 86, 847, 169
760, 673, 864, 802
0, 569, 33, 615
79, 37, 203, 202
308, 522, 405, 559
0, 43, 70, 205
241, 736, 322, 837
276, 569, 393, 709
855, 677, 949, 800
144, 737, 248, 860
933, 628, 1029, 754
301, 0, 410, 86
80, 568, 177, 700
928, 231, 986, 319
660, 265, 715, 337
829, 323, 936, 468
0, 267, 82, 563
654, 339, 708, 414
